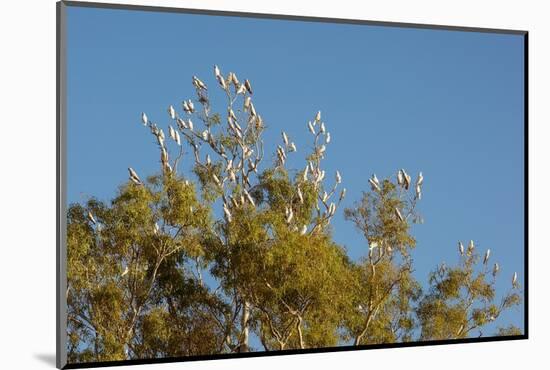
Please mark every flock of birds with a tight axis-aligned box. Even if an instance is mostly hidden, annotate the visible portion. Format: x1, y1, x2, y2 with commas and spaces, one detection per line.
456, 240, 519, 288
81, 65, 524, 289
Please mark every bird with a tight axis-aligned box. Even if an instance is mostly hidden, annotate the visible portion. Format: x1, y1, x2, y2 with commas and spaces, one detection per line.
300, 225, 308, 235
339, 188, 346, 202
206, 154, 211, 165
214, 64, 221, 77
328, 202, 336, 216
397, 169, 404, 186
369, 177, 381, 192
415, 184, 422, 200
325, 132, 331, 144
483, 249, 491, 264
154, 222, 160, 235
87, 211, 96, 225
458, 241, 464, 256
216, 73, 227, 90
187, 100, 195, 113
394, 207, 404, 222
320, 122, 326, 134
308, 121, 316, 135
176, 117, 187, 130
169, 125, 176, 141
282, 131, 289, 146
315, 111, 321, 122
188, 119, 194, 131
141, 112, 148, 126
244, 79, 253, 94
174, 131, 181, 146
121, 266, 129, 277
336, 170, 342, 184
417, 172, 424, 187
289, 142, 297, 152
229, 108, 237, 121
128, 167, 142, 185
250, 103, 257, 117
230, 72, 240, 86
512, 272, 518, 288
401, 169, 411, 190
168, 105, 176, 120
369, 241, 379, 250
372, 174, 380, 187
322, 191, 328, 203
192, 76, 207, 90
493, 263, 499, 277
236, 84, 247, 95
467, 240, 475, 255
244, 96, 251, 111
202, 130, 209, 141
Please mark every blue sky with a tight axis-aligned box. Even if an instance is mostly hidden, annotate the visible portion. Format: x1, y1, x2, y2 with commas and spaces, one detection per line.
66, 6, 525, 337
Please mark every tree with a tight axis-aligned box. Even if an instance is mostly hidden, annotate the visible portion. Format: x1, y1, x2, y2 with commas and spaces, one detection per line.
66, 66, 522, 362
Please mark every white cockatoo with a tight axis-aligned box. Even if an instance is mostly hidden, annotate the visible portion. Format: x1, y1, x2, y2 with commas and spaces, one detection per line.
141, 112, 148, 126
325, 132, 331, 144
493, 263, 500, 277
339, 188, 347, 202
244, 79, 253, 94
282, 131, 289, 146
87, 211, 96, 225
458, 241, 464, 256
300, 225, 308, 235
128, 167, 142, 185
192, 76, 207, 90
315, 111, 321, 123
417, 172, 424, 187
483, 249, 491, 264
467, 240, 475, 255
308, 121, 315, 135
336, 170, 342, 184
397, 169, 404, 186
168, 105, 176, 120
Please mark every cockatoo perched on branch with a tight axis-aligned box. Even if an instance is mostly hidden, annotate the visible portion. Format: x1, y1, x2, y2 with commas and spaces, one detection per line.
192, 76, 207, 90
87, 211, 96, 225
128, 167, 142, 185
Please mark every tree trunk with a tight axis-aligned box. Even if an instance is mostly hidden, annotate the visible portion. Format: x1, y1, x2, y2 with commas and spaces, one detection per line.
238, 300, 251, 352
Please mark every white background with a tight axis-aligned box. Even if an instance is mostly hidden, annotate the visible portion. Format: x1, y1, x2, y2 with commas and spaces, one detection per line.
0, 0, 545, 368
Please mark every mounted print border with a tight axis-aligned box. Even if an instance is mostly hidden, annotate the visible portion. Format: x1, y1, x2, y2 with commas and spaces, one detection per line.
57, 1, 528, 368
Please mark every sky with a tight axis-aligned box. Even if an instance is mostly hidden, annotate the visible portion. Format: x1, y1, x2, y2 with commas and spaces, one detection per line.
66, 5, 525, 338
